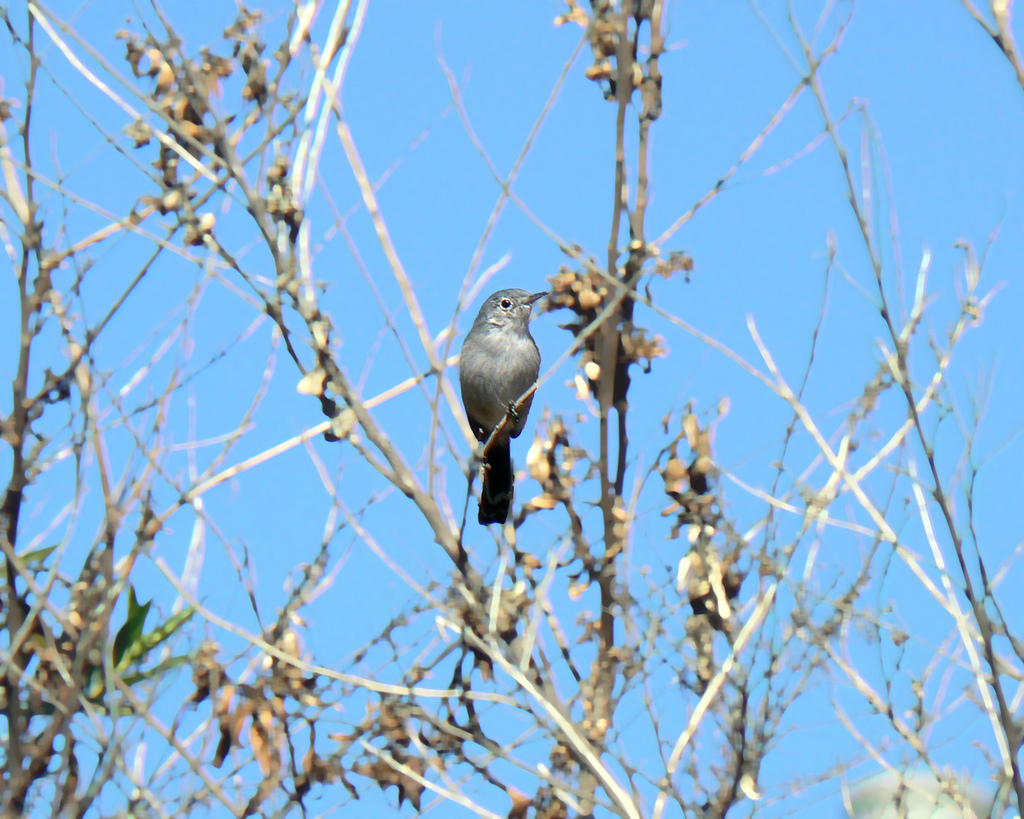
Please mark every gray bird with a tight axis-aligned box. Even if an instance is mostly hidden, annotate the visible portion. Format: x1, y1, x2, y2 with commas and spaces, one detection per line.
459, 289, 545, 525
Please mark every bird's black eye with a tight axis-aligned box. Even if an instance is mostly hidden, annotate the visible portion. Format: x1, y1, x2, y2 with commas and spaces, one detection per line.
500, 298, 513, 309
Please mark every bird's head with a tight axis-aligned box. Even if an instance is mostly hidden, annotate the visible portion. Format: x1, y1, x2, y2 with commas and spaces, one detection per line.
478, 288, 546, 330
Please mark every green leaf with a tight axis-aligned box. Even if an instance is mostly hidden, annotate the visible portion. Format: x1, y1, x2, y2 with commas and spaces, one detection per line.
119, 654, 191, 687
120, 607, 195, 670
0, 545, 59, 581
20, 544, 59, 566
113, 586, 151, 670
86, 664, 105, 701
137, 607, 195, 654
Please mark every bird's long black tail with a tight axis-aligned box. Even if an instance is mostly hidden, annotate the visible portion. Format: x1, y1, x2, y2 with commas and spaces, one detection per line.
479, 439, 513, 525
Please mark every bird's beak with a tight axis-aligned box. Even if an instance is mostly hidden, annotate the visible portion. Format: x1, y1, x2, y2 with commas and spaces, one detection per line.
525, 292, 546, 306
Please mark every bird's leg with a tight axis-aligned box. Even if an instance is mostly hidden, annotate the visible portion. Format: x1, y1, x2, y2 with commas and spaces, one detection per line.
505, 401, 520, 426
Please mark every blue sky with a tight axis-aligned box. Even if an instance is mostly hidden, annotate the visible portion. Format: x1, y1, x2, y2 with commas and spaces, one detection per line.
2, 0, 1023, 816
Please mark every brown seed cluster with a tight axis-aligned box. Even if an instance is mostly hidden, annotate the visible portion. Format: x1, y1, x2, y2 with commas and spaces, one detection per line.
525, 414, 587, 515
544, 263, 672, 397
658, 405, 748, 688
555, 0, 664, 119
119, 9, 303, 255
